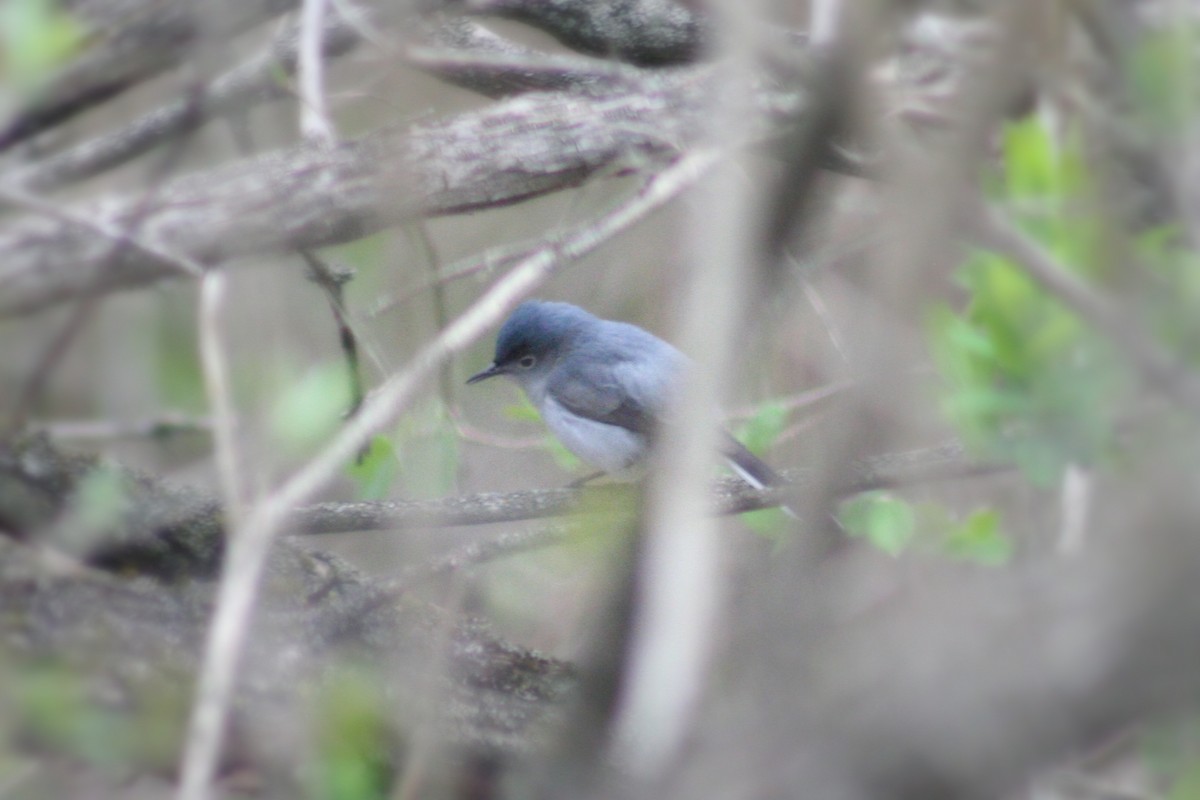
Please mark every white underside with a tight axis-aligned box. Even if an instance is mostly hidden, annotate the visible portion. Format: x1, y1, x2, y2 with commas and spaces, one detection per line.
540, 395, 648, 473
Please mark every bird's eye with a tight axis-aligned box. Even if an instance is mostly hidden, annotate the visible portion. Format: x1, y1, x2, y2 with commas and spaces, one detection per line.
518, 355, 537, 369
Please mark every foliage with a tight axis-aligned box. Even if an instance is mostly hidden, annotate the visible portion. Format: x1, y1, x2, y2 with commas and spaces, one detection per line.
735, 400, 790, 535
346, 401, 460, 500
394, 401, 460, 499
0, 0, 83, 90
930, 118, 1128, 486
346, 435, 401, 500
270, 363, 356, 457
1142, 717, 1200, 800
1139, 227, 1200, 365
303, 667, 394, 800
0, 659, 186, 773
1128, 23, 1200, 131
154, 294, 207, 413
72, 464, 130, 531
837, 491, 1011, 565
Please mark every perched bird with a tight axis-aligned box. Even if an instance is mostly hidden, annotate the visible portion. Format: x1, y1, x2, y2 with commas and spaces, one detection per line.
467, 300, 788, 493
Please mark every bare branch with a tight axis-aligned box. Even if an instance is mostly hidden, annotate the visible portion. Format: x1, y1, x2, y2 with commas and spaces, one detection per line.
449, 0, 709, 66
5, 13, 650, 194
399, 43, 652, 95
298, 0, 336, 143
178, 271, 247, 800
0, 0, 300, 152
292, 439, 1006, 533
6, 7, 365, 192
0, 68, 768, 318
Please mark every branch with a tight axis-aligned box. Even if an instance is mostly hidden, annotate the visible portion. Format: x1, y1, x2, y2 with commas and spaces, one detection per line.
399, 41, 652, 97
7, 13, 653, 194
447, 0, 709, 66
0, 67, 763, 318
0, 0, 300, 152
298, 0, 336, 143
178, 272, 245, 800
294, 440, 1007, 533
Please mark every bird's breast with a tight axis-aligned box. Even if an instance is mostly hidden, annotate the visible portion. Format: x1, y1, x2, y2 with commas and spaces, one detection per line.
540, 396, 648, 473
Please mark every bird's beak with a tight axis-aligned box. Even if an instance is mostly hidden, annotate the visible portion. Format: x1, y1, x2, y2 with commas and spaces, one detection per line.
466, 363, 502, 384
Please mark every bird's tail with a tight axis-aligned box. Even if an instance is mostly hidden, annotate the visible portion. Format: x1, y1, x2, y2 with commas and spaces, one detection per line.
721, 433, 797, 519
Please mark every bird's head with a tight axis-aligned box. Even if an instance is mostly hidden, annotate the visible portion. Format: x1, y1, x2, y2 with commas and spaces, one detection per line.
466, 300, 595, 385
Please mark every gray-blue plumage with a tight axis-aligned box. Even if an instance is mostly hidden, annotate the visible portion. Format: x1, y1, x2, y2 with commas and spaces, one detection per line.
468, 300, 785, 488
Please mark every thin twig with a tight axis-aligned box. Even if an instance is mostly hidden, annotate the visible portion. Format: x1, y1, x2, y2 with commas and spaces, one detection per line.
298, 0, 335, 143
809, 0, 843, 44
301, 252, 366, 417
177, 272, 245, 800
726, 380, 855, 419
34, 414, 212, 441
799, 278, 853, 368
369, 237, 560, 319
451, 415, 544, 451
1057, 463, 1091, 556
174, 148, 724, 800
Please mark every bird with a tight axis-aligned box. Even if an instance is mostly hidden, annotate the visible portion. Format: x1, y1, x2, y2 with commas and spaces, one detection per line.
466, 300, 789, 495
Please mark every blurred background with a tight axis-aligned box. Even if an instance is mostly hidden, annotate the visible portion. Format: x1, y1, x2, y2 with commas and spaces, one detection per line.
4, 1, 1200, 799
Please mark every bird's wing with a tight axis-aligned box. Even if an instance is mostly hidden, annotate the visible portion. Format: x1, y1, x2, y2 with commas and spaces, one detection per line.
546, 339, 683, 437
546, 357, 658, 436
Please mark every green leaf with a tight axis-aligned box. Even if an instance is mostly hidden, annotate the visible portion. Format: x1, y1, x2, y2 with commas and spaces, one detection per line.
503, 399, 542, 423
396, 418, 460, 499
269, 364, 354, 453
838, 492, 915, 556
74, 465, 129, 531
155, 297, 205, 412
1170, 761, 1200, 800
0, 0, 85, 88
740, 507, 790, 538
928, 129, 1128, 484
304, 667, 391, 800
736, 400, 788, 456
1129, 25, 1200, 130
544, 433, 582, 472
943, 509, 1012, 565
345, 436, 399, 500
1004, 118, 1058, 199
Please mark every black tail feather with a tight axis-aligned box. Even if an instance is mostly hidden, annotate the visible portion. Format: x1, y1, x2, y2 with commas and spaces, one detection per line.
720, 433, 797, 519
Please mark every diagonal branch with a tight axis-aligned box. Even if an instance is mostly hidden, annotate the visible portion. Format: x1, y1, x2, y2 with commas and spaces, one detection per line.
5, 15, 647, 194
175, 147, 723, 800
0, 67, 764, 318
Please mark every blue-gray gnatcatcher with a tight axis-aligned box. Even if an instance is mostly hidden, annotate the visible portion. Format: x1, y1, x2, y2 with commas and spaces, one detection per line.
467, 300, 788, 492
